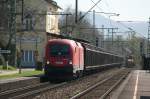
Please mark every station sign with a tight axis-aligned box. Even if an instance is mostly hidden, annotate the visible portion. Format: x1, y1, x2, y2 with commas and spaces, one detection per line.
0, 49, 11, 54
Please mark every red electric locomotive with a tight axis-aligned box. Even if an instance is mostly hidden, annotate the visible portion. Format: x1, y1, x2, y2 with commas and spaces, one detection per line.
44, 39, 124, 80
44, 39, 84, 79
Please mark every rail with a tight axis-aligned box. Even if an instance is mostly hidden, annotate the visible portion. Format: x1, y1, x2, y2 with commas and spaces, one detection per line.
70, 69, 130, 99
0, 82, 67, 99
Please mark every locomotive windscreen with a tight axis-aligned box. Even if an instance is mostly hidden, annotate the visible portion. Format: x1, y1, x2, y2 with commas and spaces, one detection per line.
49, 44, 70, 56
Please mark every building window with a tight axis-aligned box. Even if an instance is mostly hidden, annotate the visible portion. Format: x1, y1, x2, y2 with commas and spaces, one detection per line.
29, 50, 33, 62
24, 14, 34, 31
22, 50, 34, 62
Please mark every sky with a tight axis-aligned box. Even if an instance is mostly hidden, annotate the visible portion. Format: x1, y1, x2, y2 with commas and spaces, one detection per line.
55, 0, 150, 21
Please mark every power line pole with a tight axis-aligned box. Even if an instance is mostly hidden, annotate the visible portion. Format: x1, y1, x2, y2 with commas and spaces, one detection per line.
64, 13, 72, 35
111, 28, 118, 45
78, 0, 102, 23
80, 27, 118, 49
21, 0, 24, 24
93, 10, 97, 46
107, 28, 118, 46
75, 0, 78, 23
101, 25, 104, 47
7, 0, 17, 66
93, 10, 95, 33
147, 17, 150, 56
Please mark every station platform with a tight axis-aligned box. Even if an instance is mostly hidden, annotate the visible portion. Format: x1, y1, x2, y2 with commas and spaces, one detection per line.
0, 68, 35, 76
0, 70, 18, 76
0, 68, 38, 85
0, 69, 41, 92
112, 70, 150, 99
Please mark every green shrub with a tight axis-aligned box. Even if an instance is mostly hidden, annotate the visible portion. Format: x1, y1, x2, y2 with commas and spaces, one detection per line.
0, 65, 16, 70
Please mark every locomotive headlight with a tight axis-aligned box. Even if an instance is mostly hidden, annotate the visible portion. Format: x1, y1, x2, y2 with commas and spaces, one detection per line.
46, 61, 50, 64
69, 60, 72, 65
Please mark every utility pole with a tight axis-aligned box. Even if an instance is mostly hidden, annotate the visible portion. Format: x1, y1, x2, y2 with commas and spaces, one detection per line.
107, 28, 118, 50
55, 13, 71, 35
75, 0, 78, 23
147, 17, 150, 56
93, 10, 95, 34
101, 25, 104, 47
21, 0, 24, 24
66, 14, 68, 33
111, 28, 117, 45
8, 0, 17, 66
65, 14, 72, 34
80, 27, 118, 49
107, 28, 118, 46
93, 10, 97, 46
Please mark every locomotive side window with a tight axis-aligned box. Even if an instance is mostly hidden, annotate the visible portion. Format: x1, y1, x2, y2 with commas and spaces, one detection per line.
49, 44, 70, 56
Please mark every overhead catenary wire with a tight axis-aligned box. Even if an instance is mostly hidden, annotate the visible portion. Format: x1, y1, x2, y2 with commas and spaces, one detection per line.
115, 21, 148, 55
90, 0, 103, 11
78, 0, 103, 23
116, 21, 147, 39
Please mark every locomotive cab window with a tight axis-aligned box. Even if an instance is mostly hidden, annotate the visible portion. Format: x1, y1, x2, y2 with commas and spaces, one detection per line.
49, 44, 70, 56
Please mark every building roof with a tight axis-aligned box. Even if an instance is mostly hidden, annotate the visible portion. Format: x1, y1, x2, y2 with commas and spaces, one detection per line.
45, 0, 62, 9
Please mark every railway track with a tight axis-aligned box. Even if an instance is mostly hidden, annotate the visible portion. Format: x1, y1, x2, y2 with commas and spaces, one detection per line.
0, 77, 41, 93
23, 68, 127, 99
70, 69, 130, 99
0, 82, 67, 99
0, 68, 129, 99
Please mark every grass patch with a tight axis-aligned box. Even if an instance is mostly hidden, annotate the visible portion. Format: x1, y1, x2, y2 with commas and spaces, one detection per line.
0, 65, 16, 70
0, 70, 44, 79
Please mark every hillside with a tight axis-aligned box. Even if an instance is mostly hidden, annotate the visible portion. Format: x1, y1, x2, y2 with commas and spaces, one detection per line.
88, 13, 148, 37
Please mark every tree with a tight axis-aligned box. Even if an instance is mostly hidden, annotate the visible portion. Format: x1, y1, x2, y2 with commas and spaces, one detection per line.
59, 7, 100, 45
0, 0, 44, 66
0, 1, 13, 66
0, 1, 9, 47
126, 32, 144, 67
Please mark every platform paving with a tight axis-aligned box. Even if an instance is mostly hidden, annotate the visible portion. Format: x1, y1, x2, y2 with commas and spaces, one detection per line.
0, 68, 36, 83
0, 69, 41, 92
0, 68, 35, 76
0, 70, 18, 76
111, 70, 150, 99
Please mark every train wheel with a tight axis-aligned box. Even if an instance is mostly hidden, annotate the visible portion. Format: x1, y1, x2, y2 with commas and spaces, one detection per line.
76, 71, 80, 78
79, 70, 83, 77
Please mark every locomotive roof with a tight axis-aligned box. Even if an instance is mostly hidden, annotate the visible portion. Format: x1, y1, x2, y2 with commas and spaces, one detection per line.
46, 32, 89, 43
48, 39, 76, 44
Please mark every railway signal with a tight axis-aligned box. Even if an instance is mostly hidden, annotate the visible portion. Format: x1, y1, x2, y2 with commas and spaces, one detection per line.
96, 37, 99, 47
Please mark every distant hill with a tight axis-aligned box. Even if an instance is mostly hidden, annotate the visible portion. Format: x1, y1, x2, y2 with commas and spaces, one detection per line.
88, 14, 148, 37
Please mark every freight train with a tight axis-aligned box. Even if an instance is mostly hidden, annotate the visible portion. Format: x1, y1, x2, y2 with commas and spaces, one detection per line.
125, 55, 135, 68
44, 39, 124, 80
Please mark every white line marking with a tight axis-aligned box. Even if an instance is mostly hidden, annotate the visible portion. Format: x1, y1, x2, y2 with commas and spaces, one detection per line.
133, 71, 139, 99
